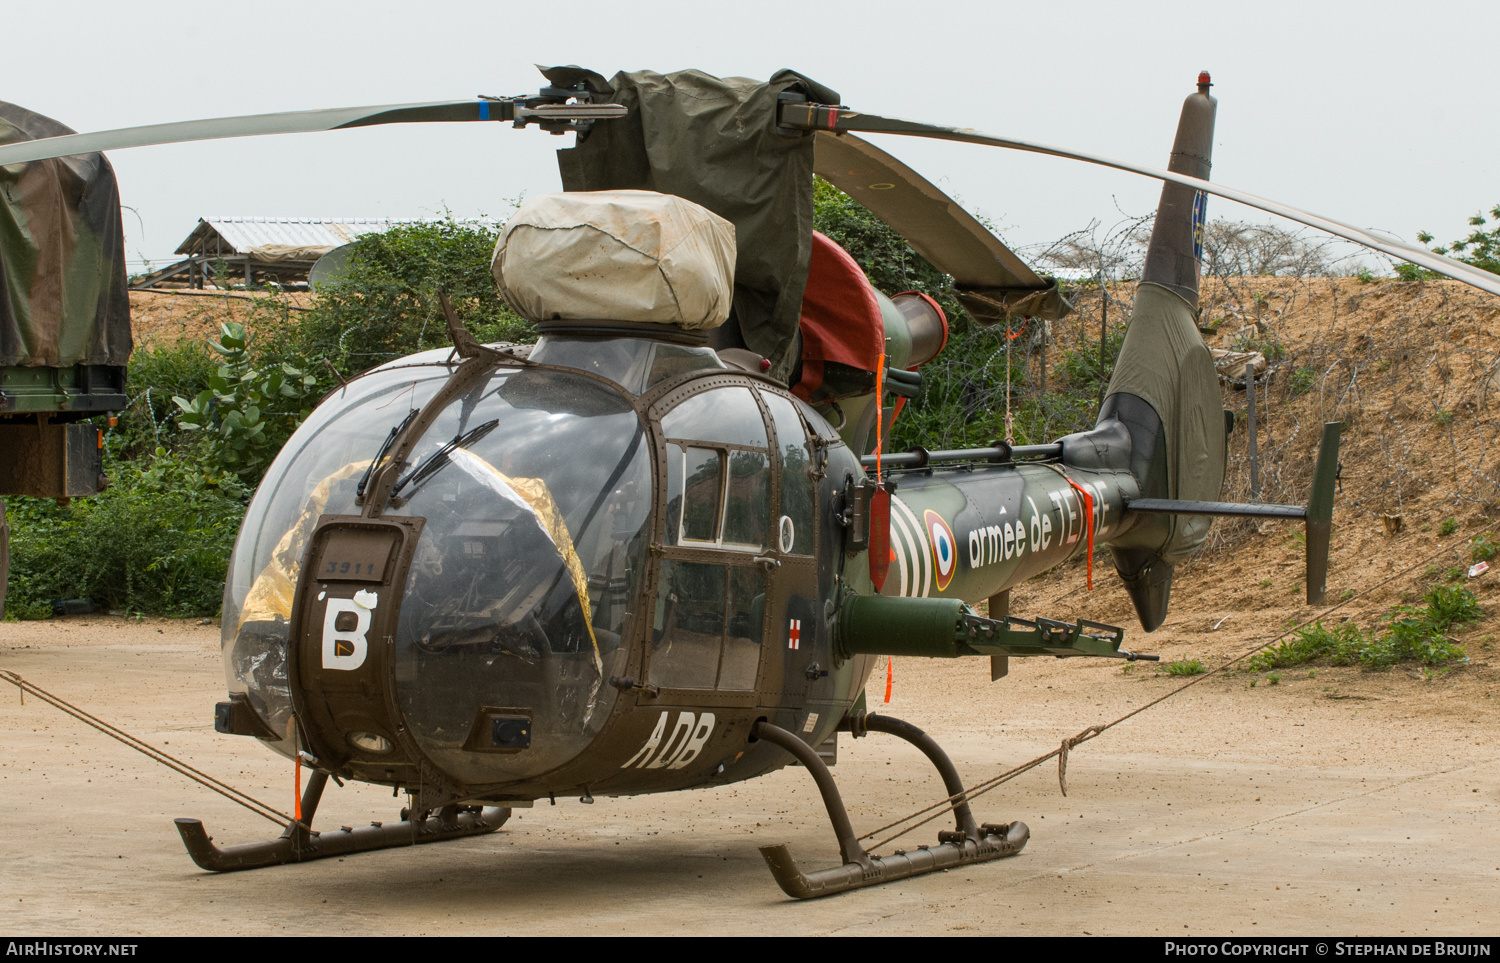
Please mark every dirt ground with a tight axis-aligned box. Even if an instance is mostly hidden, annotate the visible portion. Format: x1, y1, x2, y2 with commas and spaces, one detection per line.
1, 601, 1495, 937
128, 290, 310, 347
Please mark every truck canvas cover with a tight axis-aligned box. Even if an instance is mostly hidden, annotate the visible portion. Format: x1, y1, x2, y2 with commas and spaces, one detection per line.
0, 101, 131, 367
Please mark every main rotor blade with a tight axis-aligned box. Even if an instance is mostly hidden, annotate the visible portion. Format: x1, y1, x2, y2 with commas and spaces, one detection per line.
0, 101, 504, 166
813, 131, 1042, 289
785, 106, 1500, 298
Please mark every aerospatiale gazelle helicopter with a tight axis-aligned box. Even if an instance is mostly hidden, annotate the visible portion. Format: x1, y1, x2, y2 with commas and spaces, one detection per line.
5, 66, 1499, 900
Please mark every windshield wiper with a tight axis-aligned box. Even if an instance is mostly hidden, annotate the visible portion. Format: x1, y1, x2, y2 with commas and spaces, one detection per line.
388, 418, 501, 503
355, 408, 421, 502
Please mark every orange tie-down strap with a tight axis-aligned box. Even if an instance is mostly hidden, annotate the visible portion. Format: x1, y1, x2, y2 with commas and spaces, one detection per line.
1064, 476, 1096, 591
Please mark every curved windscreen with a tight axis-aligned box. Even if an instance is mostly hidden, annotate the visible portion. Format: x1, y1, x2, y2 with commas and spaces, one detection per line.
223, 361, 651, 783
223, 362, 453, 744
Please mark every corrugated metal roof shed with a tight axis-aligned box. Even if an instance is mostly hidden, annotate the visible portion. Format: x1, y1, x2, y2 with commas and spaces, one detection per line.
174, 216, 501, 256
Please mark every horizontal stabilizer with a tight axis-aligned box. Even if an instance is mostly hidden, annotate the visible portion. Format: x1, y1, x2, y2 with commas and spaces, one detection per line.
1122, 422, 1342, 605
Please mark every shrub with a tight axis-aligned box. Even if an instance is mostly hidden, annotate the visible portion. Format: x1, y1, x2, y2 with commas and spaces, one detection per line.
1394, 262, 1439, 282
173, 321, 315, 481
1163, 658, 1206, 676
5, 451, 249, 617
115, 339, 217, 460
1422, 585, 1483, 630
1439, 517, 1459, 537
1251, 589, 1479, 672
261, 217, 531, 374
1249, 621, 1367, 671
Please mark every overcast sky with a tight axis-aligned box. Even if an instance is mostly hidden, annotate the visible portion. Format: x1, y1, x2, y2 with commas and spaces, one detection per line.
5, 0, 1496, 275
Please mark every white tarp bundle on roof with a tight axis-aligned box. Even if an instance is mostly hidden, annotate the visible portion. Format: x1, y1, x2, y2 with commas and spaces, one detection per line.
491, 190, 735, 330
246, 243, 338, 262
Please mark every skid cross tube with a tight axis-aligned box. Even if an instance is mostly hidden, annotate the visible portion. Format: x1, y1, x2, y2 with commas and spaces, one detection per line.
175, 770, 509, 872
751, 719, 1028, 899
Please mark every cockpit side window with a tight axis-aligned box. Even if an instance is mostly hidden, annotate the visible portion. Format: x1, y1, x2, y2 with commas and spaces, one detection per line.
660, 386, 767, 447
666, 445, 725, 545
659, 386, 771, 552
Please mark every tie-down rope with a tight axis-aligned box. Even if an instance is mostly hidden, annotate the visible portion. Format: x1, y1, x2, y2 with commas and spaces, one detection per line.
1, 669, 291, 827
858, 525, 1495, 855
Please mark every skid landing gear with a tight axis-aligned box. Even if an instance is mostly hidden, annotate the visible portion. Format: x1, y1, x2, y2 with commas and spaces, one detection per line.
752, 713, 1028, 899
174, 771, 510, 872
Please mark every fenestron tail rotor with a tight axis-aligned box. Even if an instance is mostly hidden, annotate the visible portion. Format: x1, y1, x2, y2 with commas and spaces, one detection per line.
1048, 75, 1347, 629
1051, 76, 1226, 631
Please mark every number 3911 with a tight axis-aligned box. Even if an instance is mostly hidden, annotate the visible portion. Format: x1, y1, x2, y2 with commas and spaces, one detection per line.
325, 560, 373, 575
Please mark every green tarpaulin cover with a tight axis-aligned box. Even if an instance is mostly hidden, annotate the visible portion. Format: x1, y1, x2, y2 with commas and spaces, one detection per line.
0, 102, 131, 368
542, 66, 837, 381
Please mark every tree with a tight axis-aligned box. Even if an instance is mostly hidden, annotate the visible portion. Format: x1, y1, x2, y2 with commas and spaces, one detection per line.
1419, 205, 1500, 276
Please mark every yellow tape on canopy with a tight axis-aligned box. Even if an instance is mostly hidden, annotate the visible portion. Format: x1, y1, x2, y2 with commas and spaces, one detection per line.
239, 459, 371, 632
446, 448, 602, 670
237, 449, 602, 673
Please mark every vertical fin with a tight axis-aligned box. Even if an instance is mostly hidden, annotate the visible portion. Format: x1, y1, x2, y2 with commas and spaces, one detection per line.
1140, 72, 1217, 309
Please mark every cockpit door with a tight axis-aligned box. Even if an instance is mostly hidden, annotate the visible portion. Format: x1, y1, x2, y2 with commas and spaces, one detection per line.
646, 381, 775, 708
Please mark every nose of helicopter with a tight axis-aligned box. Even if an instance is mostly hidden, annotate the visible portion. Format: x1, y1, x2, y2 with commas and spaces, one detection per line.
220, 350, 657, 790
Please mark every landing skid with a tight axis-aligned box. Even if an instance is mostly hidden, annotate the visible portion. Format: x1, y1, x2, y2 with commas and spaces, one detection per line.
753, 714, 1029, 899
175, 771, 510, 872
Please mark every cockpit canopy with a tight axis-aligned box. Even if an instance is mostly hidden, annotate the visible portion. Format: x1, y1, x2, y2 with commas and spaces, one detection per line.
221, 331, 826, 785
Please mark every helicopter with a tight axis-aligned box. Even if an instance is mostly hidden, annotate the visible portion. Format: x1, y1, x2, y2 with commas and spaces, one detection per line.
4, 66, 1498, 901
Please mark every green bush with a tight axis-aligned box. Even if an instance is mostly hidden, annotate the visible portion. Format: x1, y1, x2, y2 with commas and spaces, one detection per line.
5, 451, 249, 617
1059, 324, 1126, 396
1421, 584, 1484, 630
1439, 517, 1459, 537
1249, 621, 1366, 671
811, 178, 1089, 449
1250, 588, 1479, 672
115, 339, 218, 460
1394, 262, 1440, 282
173, 321, 315, 480
1163, 658, 1206, 676
262, 217, 531, 375
1472, 534, 1498, 563
813, 177, 956, 302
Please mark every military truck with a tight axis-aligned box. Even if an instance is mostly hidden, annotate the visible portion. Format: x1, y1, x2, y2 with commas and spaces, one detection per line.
0, 102, 133, 616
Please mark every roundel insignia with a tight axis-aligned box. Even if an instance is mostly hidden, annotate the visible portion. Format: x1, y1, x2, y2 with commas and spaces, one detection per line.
923, 510, 957, 592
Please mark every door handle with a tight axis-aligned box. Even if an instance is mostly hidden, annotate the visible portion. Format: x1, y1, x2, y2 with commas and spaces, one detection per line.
753, 554, 782, 569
